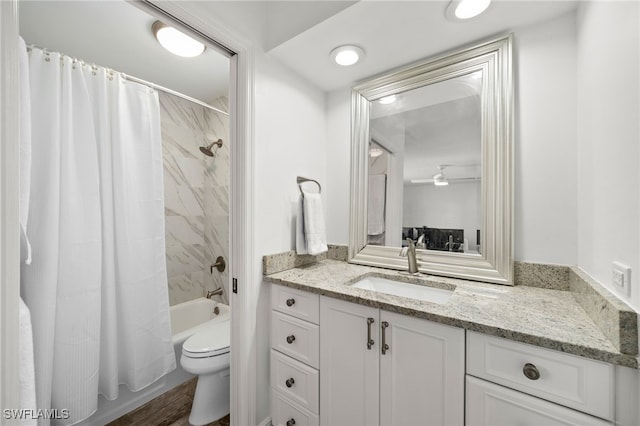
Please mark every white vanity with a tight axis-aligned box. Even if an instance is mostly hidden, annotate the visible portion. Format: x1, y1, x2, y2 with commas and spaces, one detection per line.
266, 260, 637, 426
466, 332, 612, 425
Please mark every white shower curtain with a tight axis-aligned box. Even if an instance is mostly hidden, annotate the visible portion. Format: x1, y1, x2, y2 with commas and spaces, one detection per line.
20, 47, 175, 426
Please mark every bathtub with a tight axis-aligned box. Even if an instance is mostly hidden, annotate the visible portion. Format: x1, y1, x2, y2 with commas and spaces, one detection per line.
81, 298, 229, 425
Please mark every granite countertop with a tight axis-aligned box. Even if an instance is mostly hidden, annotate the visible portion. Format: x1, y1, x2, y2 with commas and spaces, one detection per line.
264, 259, 638, 368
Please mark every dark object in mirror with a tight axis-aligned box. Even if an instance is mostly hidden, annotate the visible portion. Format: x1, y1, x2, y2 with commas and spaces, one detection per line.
425, 228, 463, 251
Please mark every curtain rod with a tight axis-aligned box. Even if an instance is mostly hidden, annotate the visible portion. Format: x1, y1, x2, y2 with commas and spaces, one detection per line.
123, 74, 228, 116
26, 43, 229, 117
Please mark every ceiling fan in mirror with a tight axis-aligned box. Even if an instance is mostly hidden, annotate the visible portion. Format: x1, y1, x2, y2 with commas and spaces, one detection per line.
410, 164, 481, 186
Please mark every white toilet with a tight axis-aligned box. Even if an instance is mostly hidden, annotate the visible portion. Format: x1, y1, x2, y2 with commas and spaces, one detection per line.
180, 318, 231, 425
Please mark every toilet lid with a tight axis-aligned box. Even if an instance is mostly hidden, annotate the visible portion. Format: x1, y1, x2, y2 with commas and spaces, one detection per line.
182, 319, 230, 358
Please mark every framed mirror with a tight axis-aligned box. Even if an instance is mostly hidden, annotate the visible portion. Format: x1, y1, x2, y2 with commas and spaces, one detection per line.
349, 35, 514, 285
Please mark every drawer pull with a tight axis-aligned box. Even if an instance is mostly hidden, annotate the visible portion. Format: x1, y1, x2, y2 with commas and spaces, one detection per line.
286, 298, 296, 307
286, 419, 296, 426
286, 335, 296, 344
523, 363, 540, 380
381, 321, 389, 355
367, 317, 375, 350
285, 377, 295, 388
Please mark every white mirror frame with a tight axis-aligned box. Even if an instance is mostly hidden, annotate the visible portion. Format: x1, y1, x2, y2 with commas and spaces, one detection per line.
349, 34, 514, 285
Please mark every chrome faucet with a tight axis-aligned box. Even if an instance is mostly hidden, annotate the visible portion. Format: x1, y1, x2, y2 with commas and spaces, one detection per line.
400, 238, 419, 274
206, 288, 223, 299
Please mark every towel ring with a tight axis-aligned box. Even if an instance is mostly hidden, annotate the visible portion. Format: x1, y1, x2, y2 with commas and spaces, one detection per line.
297, 176, 321, 195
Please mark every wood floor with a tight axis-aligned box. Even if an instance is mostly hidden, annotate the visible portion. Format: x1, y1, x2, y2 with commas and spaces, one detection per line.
169, 414, 230, 426
107, 378, 230, 426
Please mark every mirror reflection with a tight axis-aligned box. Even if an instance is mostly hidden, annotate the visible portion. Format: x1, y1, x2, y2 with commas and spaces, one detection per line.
367, 71, 483, 254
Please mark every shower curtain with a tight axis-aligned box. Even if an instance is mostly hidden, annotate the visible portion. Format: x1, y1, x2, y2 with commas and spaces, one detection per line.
20, 46, 175, 425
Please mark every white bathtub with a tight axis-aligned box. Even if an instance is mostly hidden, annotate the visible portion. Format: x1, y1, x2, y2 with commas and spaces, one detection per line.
81, 298, 230, 425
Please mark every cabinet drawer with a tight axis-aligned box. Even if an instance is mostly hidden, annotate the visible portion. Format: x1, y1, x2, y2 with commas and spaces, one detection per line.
271, 390, 319, 426
272, 284, 320, 324
271, 349, 319, 413
467, 332, 613, 420
466, 376, 611, 426
272, 311, 320, 368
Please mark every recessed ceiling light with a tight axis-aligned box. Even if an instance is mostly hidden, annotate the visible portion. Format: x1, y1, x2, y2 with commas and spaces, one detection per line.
330, 45, 365, 66
446, 0, 491, 21
152, 21, 206, 58
379, 95, 397, 105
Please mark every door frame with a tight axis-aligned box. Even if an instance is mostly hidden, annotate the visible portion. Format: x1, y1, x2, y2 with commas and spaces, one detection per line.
0, 0, 21, 413
0, 2, 258, 424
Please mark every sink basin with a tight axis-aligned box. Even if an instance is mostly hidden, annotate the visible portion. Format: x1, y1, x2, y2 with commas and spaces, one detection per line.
350, 276, 454, 304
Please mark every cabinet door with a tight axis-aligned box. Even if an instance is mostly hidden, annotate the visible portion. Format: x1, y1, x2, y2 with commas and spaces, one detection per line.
466, 376, 611, 426
320, 296, 379, 426
380, 311, 464, 426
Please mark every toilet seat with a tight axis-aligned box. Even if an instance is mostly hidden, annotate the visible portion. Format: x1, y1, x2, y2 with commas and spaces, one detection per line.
182, 319, 230, 358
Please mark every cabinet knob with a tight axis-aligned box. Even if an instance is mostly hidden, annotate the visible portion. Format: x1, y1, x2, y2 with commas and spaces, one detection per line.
523, 363, 540, 380
285, 378, 295, 388
286, 419, 296, 426
286, 335, 296, 344
286, 298, 295, 307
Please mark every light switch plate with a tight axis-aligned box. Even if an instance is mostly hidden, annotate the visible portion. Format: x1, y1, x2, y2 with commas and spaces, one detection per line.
612, 261, 631, 297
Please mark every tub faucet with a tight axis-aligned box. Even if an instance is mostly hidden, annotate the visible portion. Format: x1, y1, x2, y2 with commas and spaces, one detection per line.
400, 238, 419, 274
206, 288, 223, 299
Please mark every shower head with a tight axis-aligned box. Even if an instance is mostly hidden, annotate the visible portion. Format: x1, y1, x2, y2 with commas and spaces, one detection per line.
199, 139, 223, 157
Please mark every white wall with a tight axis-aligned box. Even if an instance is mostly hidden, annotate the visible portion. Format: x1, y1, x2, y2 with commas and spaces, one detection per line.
326, 13, 580, 265
254, 52, 328, 422
513, 13, 578, 265
576, 1, 640, 310
404, 182, 481, 248
326, 89, 352, 244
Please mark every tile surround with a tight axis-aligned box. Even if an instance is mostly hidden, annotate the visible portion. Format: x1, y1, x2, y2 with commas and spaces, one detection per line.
161, 92, 230, 305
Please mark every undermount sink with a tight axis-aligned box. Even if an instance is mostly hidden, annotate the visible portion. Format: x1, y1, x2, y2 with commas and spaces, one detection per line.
350, 276, 454, 304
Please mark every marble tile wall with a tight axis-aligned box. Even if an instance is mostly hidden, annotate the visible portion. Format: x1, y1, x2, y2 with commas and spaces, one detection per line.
160, 92, 229, 305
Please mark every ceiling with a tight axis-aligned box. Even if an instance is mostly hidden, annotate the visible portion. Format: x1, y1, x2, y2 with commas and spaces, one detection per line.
371, 78, 482, 184
267, 0, 579, 92
19, 1, 230, 105
18, 1, 579, 104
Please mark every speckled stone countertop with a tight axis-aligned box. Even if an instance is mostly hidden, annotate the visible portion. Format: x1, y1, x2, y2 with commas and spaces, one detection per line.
264, 259, 638, 368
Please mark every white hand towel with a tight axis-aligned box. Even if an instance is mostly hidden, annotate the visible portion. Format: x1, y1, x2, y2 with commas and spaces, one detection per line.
296, 196, 308, 255
302, 190, 328, 255
19, 37, 32, 264
368, 174, 386, 235
19, 297, 37, 426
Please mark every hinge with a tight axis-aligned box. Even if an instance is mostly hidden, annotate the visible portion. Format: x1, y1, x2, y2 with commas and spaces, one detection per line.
232, 278, 238, 294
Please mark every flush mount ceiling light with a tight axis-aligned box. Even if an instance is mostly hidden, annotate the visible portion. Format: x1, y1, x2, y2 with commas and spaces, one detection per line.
330, 45, 365, 66
446, 0, 491, 21
152, 21, 205, 58
369, 146, 384, 158
378, 95, 397, 105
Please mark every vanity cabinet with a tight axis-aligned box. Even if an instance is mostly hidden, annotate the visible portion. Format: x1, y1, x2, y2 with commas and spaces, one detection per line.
271, 285, 321, 426
270, 284, 622, 426
466, 331, 613, 425
319, 296, 465, 426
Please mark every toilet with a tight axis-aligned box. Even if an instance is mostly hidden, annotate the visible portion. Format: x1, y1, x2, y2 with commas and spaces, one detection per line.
180, 318, 230, 425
